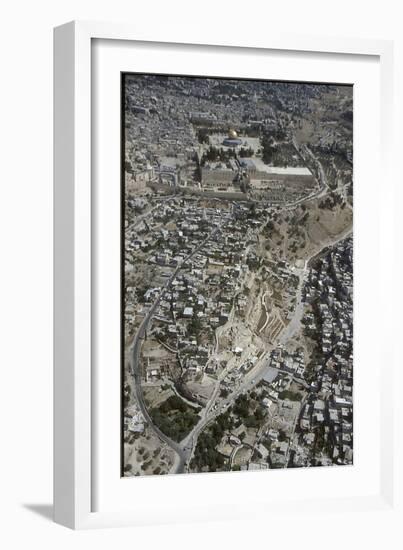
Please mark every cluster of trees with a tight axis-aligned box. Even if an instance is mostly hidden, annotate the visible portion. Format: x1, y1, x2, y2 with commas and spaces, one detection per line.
233, 394, 249, 417
150, 395, 199, 442
200, 145, 236, 164
187, 314, 202, 339
261, 135, 277, 164
193, 389, 271, 472
278, 390, 303, 402
191, 411, 234, 472
318, 191, 344, 210
261, 133, 303, 167
246, 255, 260, 272
313, 141, 352, 167
311, 424, 335, 461
265, 220, 275, 232
238, 147, 254, 158
197, 128, 210, 144
157, 395, 191, 414
198, 142, 262, 166
232, 394, 265, 429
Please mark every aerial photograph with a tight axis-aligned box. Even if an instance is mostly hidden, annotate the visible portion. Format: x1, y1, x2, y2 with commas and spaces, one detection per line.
122, 74, 353, 477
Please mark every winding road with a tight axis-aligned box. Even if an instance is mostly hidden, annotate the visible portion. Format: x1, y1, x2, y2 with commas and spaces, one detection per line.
129, 222, 226, 473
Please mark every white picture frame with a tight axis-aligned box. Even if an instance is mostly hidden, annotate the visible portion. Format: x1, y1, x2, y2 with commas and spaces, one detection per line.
54, 20, 398, 530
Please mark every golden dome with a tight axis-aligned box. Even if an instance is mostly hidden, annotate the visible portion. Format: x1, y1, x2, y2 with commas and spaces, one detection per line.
228, 129, 238, 139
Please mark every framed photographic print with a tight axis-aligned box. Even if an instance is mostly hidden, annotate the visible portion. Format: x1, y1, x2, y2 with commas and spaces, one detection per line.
54, 21, 398, 530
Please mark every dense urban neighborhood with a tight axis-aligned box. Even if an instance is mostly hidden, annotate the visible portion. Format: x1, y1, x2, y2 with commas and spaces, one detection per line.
122, 74, 353, 476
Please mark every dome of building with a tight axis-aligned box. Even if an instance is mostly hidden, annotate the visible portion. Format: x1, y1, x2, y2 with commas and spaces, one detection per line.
228, 128, 238, 139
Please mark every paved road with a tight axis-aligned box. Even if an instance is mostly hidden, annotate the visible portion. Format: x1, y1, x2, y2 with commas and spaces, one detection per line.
125, 195, 178, 234
129, 223, 225, 473
129, 270, 186, 472
125, 205, 158, 234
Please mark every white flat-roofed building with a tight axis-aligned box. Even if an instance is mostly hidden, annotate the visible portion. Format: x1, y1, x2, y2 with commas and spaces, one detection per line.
334, 396, 353, 408
183, 306, 194, 318
240, 157, 313, 178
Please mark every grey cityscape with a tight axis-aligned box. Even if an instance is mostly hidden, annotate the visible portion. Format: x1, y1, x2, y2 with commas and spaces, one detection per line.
122, 74, 353, 476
